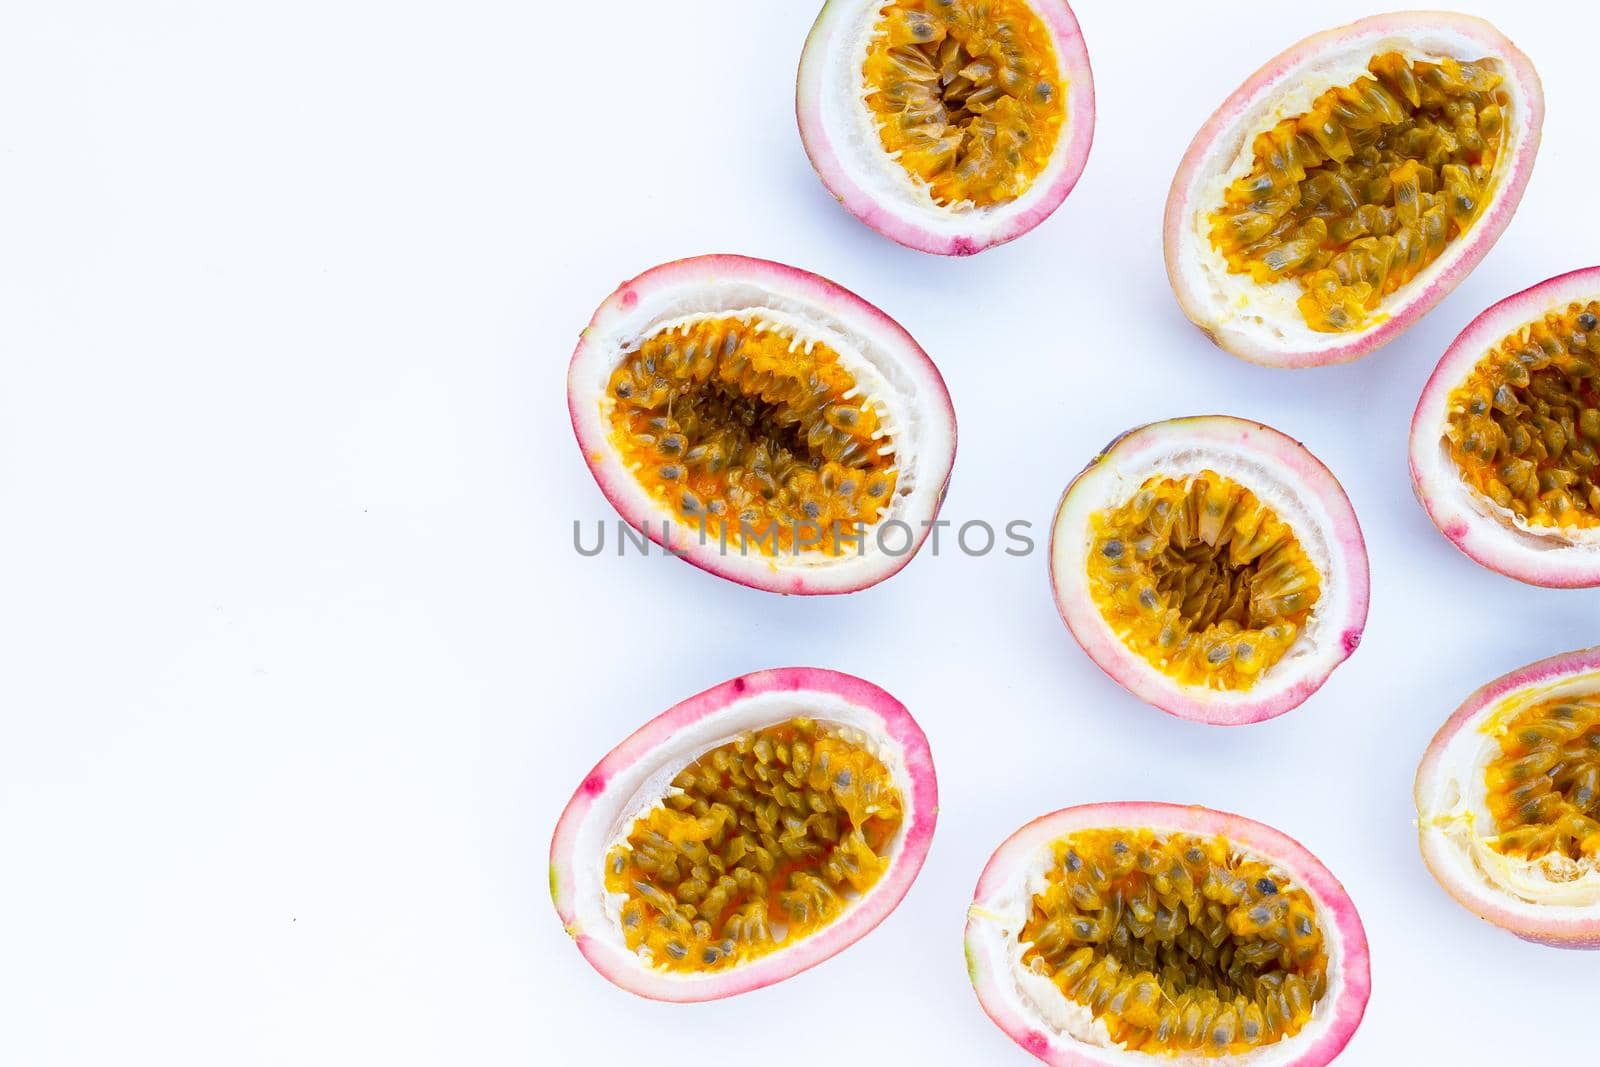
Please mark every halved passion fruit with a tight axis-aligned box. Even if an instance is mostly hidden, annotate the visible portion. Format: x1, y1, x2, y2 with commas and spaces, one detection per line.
567, 255, 956, 594
1415, 648, 1600, 948
797, 0, 1095, 255
550, 667, 938, 1000
1165, 12, 1542, 367
1410, 267, 1600, 587
1050, 417, 1368, 725
966, 803, 1372, 1064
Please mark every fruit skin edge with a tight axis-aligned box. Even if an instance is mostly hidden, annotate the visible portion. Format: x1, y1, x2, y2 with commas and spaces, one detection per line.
965, 801, 1372, 1067
550, 667, 940, 1001
1414, 646, 1600, 949
1163, 10, 1544, 367
796, 0, 1096, 255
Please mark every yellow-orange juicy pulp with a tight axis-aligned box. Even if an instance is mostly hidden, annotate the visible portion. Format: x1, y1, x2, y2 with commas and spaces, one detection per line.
1445, 300, 1600, 529
605, 718, 902, 973
864, 0, 1065, 208
1483, 694, 1600, 863
1086, 471, 1320, 690
1209, 51, 1506, 333
605, 316, 898, 554
1021, 829, 1329, 1055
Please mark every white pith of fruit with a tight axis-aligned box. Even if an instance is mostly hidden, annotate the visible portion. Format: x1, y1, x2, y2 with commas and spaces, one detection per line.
1424, 419, 1600, 552
1170, 23, 1536, 359
808, 0, 1078, 237
1418, 673, 1600, 915
569, 271, 954, 590
563, 689, 924, 985
966, 828, 1350, 1066
1052, 434, 1358, 712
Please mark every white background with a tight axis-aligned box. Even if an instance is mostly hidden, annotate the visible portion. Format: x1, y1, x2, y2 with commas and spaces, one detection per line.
1, 1, 1596, 1064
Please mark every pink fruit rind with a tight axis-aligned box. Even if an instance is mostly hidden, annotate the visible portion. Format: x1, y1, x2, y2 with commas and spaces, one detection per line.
1409, 266, 1600, 587
1414, 647, 1600, 948
796, 0, 1095, 256
549, 667, 939, 1001
1050, 416, 1370, 725
1163, 11, 1544, 367
567, 254, 957, 595
965, 802, 1372, 1067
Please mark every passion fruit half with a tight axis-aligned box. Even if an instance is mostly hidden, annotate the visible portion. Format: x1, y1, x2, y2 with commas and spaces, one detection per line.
797, 0, 1095, 255
567, 255, 957, 594
550, 667, 938, 1000
966, 802, 1372, 1064
1415, 648, 1600, 948
1410, 267, 1600, 587
1050, 417, 1369, 725
1165, 12, 1543, 367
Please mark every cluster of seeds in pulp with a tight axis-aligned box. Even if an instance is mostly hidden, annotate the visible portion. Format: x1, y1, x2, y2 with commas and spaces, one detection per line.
1021, 829, 1328, 1055
1086, 471, 1321, 690
1484, 695, 1600, 863
1445, 300, 1600, 528
606, 317, 898, 554
864, 0, 1065, 208
1209, 51, 1506, 333
604, 718, 903, 973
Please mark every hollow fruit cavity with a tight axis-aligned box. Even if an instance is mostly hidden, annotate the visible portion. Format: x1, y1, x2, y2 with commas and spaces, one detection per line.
1483, 695, 1600, 864
604, 718, 903, 973
1021, 828, 1328, 1054
1086, 471, 1320, 689
864, 0, 1065, 208
1444, 300, 1600, 528
1209, 51, 1506, 333
605, 316, 898, 554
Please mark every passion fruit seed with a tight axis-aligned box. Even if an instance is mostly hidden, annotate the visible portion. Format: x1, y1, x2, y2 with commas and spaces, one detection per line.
1087, 470, 1320, 690
604, 718, 903, 973
1444, 299, 1600, 528
864, 0, 1065, 209
1484, 695, 1600, 862
1209, 51, 1506, 333
1021, 829, 1328, 1055
605, 316, 898, 554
